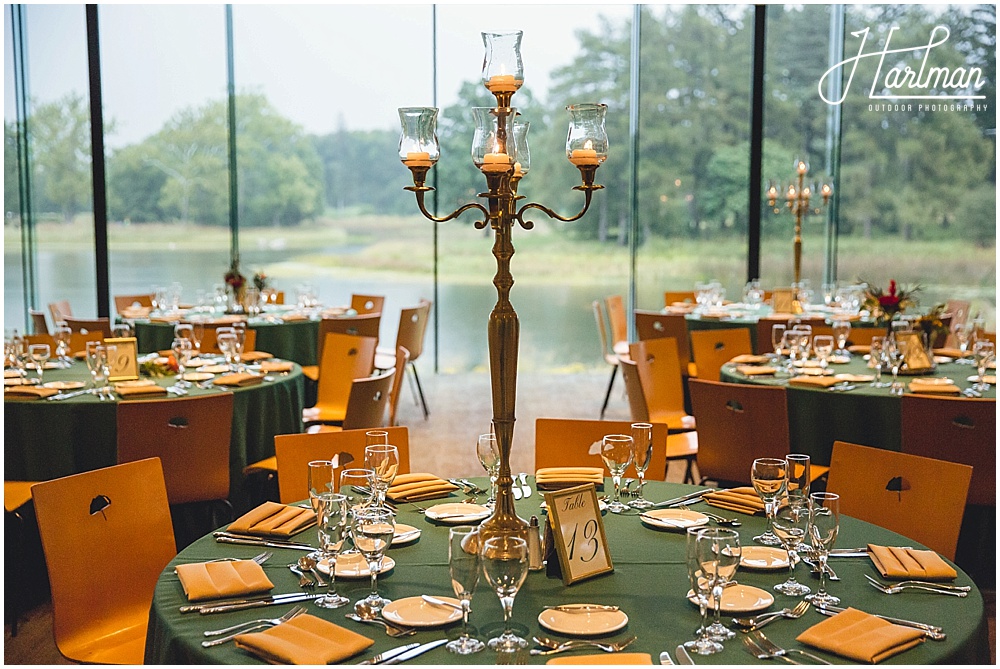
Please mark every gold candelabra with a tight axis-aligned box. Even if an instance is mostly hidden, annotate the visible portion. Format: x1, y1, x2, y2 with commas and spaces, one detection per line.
398, 31, 607, 544
766, 158, 832, 287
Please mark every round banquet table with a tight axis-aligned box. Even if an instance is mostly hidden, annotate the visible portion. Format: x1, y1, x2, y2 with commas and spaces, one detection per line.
4, 359, 304, 513
144, 478, 988, 665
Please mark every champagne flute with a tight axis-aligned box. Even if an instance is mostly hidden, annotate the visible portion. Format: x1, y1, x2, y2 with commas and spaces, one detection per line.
812, 335, 834, 370
28, 344, 50, 384
887, 337, 908, 396
446, 526, 485, 655
98, 344, 117, 400
628, 423, 654, 509
365, 430, 389, 447
476, 433, 500, 508
480, 535, 529, 652
973, 340, 995, 391
771, 495, 811, 596
770, 324, 786, 363
54, 325, 72, 367
954, 323, 973, 364
698, 527, 740, 642
352, 506, 395, 614
751, 457, 787, 546
806, 492, 840, 607
869, 336, 890, 388
314, 492, 350, 608
832, 320, 851, 356
232, 322, 247, 371
600, 434, 634, 514
785, 453, 811, 504
307, 460, 336, 561
190, 319, 205, 357
85, 340, 102, 390
364, 444, 399, 509
684, 527, 722, 655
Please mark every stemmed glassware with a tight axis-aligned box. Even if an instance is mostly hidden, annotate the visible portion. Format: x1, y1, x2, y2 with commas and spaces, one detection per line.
307, 460, 336, 561
770, 324, 786, 363
352, 506, 395, 614
698, 528, 740, 642
446, 526, 485, 655
600, 434, 634, 514
171, 337, 192, 387
954, 324, 973, 364
480, 535, 529, 652
476, 433, 500, 508
806, 492, 840, 607
339, 467, 376, 512
314, 491, 350, 609
973, 341, 995, 391
217, 331, 237, 370
684, 527, 722, 655
366, 430, 389, 447
771, 495, 811, 596
364, 444, 399, 509
173, 323, 194, 346
886, 336, 908, 396
54, 325, 73, 367
832, 320, 851, 356
812, 335, 834, 370
232, 323, 247, 371
28, 344, 50, 384
785, 453, 811, 503
88, 344, 116, 400
751, 457, 787, 546
190, 320, 205, 357
628, 423, 654, 509
869, 336, 890, 388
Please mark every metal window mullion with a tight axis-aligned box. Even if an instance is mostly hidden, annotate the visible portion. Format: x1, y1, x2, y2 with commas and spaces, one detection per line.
12, 4, 37, 328
748, 4, 767, 283
225, 5, 239, 265
627, 4, 641, 339
86, 5, 110, 319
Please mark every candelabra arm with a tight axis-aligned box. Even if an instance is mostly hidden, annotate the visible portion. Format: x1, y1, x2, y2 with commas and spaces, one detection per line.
407, 186, 489, 226
515, 185, 600, 228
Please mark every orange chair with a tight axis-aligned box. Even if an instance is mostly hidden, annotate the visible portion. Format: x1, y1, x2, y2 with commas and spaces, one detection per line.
945, 299, 971, 331
604, 294, 629, 356
340, 370, 395, 431
305, 333, 377, 425
664, 291, 696, 307
29, 309, 49, 335
755, 316, 791, 356
634, 309, 693, 377
113, 294, 154, 315
593, 300, 621, 420
31, 458, 176, 663
350, 294, 385, 316
618, 357, 649, 423
534, 418, 669, 480
387, 346, 410, 427
63, 316, 114, 337
374, 300, 432, 419
304, 313, 383, 382
199, 326, 257, 355
48, 299, 72, 327
689, 328, 753, 380
628, 338, 695, 432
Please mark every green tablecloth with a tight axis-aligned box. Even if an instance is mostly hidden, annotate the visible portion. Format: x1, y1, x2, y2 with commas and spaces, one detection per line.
4, 360, 304, 513
145, 479, 988, 665
134, 319, 320, 367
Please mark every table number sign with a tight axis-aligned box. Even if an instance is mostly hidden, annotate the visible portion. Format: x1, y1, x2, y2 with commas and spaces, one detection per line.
105, 337, 139, 381
897, 332, 933, 372
543, 483, 613, 585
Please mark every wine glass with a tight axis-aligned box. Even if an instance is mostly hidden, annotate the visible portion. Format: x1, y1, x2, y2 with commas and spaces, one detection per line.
628, 423, 654, 509
171, 337, 192, 387
770, 324, 786, 363
96, 344, 116, 400
600, 434, 634, 514
339, 467, 376, 512
85, 340, 102, 389
365, 430, 389, 447
832, 320, 851, 356
314, 491, 350, 608
887, 336, 908, 396
476, 433, 500, 508
792, 329, 812, 367
190, 319, 205, 356
771, 495, 811, 597
698, 527, 740, 642
751, 457, 787, 546
364, 444, 399, 509
684, 527, 722, 655
307, 460, 336, 560
232, 323, 247, 371
806, 492, 840, 607
813, 335, 834, 369
780, 331, 796, 375
352, 506, 395, 614
973, 340, 995, 391
446, 526, 485, 655
785, 453, 811, 504
954, 324, 973, 364
28, 344, 50, 384
480, 535, 529, 652
217, 332, 237, 370
54, 325, 72, 367
869, 336, 890, 388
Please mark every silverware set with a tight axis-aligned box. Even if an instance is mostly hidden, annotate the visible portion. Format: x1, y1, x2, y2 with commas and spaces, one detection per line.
448, 478, 487, 496
733, 600, 810, 631
201, 605, 306, 647
344, 613, 416, 637
529, 634, 637, 656
864, 574, 969, 597
742, 630, 831, 665
814, 604, 946, 640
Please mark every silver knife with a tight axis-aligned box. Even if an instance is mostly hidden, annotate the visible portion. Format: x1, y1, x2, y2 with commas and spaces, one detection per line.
179, 591, 315, 614
815, 606, 946, 640
356, 642, 420, 665
519, 473, 532, 499
380, 638, 449, 664
197, 593, 323, 614
676, 644, 695, 664
652, 489, 713, 508
659, 651, 675, 665
214, 535, 314, 551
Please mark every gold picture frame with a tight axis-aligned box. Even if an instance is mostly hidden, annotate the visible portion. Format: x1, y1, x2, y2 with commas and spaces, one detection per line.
771, 288, 795, 313
543, 483, 613, 585
899, 332, 933, 372
104, 337, 139, 381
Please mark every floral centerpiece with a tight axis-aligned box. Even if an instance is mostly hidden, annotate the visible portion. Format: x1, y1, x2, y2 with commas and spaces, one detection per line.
862, 279, 920, 329
224, 257, 247, 311
253, 270, 269, 292
140, 354, 178, 378
914, 304, 950, 349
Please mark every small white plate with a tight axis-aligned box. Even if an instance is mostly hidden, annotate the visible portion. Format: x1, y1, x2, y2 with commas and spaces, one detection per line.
382, 596, 462, 628
42, 381, 86, 390
739, 546, 790, 571
200, 364, 230, 374
687, 584, 774, 613
538, 606, 629, 636
967, 375, 996, 385
423, 503, 491, 524
392, 523, 421, 545
182, 371, 214, 381
640, 509, 709, 531
833, 373, 874, 383
317, 552, 396, 578
185, 357, 212, 367
828, 355, 851, 364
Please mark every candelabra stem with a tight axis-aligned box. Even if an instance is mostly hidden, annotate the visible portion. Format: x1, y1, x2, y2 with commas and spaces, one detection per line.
793, 171, 804, 286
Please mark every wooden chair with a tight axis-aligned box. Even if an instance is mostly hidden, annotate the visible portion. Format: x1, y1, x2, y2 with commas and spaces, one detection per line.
664, 291, 696, 307
604, 294, 629, 356
945, 299, 971, 331
303, 313, 383, 382
29, 309, 49, 335
534, 418, 669, 480
341, 370, 395, 431
113, 294, 154, 315
374, 300, 432, 419
689, 327, 753, 380
273, 427, 410, 505
593, 300, 621, 420
5, 481, 38, 636
618, 357, 649, 423
634, 309, 693, 376
387, 346, 410, 427
304, 333, 377, 425
48, 300, 72, 326
755, 316, 791, 356
31, 458, 176, 663
845, 327, 882, 348
900, 395, 995, 506
27, 332, 104, 355
63, 316, 114, 337
199, 326, 257, 355
826, 441, 972, 560
628, 339, 695, 432
350, 294, 385, 316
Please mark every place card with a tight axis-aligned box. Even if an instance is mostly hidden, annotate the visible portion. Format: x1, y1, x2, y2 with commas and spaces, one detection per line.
105, 337, 139, 381
543, 483, 613, 585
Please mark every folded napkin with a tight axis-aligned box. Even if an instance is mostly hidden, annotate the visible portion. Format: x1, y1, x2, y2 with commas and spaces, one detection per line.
234, 614, 373, 665
259, 360, 294, 373
907, 379, 961, 395
848, 344, 870, 354
227, 501, 316, 538
278, 312, 309, 322
736, 365, 777, 376
547, 654, 652, 665
115, 383, 168, 397
387, 473, 459, 502
174, 559, 274, 602
730, 354, 770, 365
149, 315, 181, 323
796, 606, 925, 663
120, 306, 152, 319
4, 369, 20, 378
4, 385, 60, 400
535, 467, 605, 491
933, 347, 971, 358
214, 372, 264, 387
205, 315, 246, 326
702, 487, 765, 515
242, 351, 274, 362
787, 375, 841, 388
867, 544, 957, 581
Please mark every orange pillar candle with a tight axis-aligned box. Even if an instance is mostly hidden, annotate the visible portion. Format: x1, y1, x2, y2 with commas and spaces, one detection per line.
403, 151, 433, 167
486, 74, 519, 93
568, 148, 599, 166
481, 152, 512, 172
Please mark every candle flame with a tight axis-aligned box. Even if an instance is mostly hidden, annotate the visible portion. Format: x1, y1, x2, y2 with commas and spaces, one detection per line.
584, 139, 593, 151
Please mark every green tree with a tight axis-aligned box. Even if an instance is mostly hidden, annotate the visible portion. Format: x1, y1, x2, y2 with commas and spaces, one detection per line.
29, 93, 92, 222
4, 121, 21, 219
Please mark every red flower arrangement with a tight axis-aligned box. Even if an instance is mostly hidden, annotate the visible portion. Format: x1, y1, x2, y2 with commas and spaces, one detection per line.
862, 279, 919, 326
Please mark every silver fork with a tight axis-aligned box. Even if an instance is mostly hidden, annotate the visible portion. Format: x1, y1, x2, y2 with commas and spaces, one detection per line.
288, 564, 315, 588
751, 631, 832, 665
733, 600, 810, 630
743, 635, 801, 664
202, 604, 306, 638
864, 574, 968, 597
530, 635, 637, 656
201, 606, 306, 647
864, 574, 970, 592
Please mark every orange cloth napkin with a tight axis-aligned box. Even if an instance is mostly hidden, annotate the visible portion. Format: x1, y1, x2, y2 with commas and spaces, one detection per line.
867, 544, 957, 581
278, 313, 309, 322
702, 487, 765, 515
730, 354, 770, 365
796, 606, 924, 663
387, 473, 459, 502
242, 351, 274, 362
535, 467, 605, 491
933, 347, 971, 359
234, 614, 373, 665
115, 383, 168, 397
547, 654, 653, 665
907, 379, 961, 395
205, 315, 246, 326
848, 344, 871, 354
228, 501, 316, 539
4, 385, 60, 400
736, 365, 777, 376
174, 559, 274, 602
120, 306, 152, 319
259, 360, 294, 373
788, 375, 841, 388
214, 372, 264, 387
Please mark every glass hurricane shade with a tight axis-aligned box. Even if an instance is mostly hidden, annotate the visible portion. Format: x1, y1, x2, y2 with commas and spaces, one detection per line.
471, 107, 517, 171
512, 121, 530, 177
398, 107, 440, 167
481, 31, 524, 93
565, 103, 608, 166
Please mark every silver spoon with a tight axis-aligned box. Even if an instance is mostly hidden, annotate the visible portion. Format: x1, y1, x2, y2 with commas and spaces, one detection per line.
298, 555, 327, 587
351, 601, 415, 637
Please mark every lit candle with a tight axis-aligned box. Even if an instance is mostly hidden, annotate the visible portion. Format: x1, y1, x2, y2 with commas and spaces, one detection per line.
486, 74, 520, 93
481, 152, 512, 172
402, 151, 433, 167
568, 144, 599, 166
513, 162, 523, 178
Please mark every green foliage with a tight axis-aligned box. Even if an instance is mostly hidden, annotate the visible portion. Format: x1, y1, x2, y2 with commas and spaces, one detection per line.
28, 93, 93, 222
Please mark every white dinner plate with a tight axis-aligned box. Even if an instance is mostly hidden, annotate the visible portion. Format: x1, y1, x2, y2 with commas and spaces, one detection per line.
687, 584, 774, 613
422, 503, 491, 524
828, 355, 851, 364
184, 358, 212, 367
382, 596, 462, 628
42, 381, 86, 390
967, 375, 996, 385
182, 372, 214, 381
739, 546, 790, 571
538, 606, 629, 636
317, 552, 396, 578
200, 364, 230, 374
640, 509, 709, 531
833, 373, 874, 383
392, 523, 421, 545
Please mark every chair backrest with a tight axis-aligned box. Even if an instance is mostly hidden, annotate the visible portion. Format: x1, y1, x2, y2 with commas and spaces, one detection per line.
31, 458, 176, 663
534, 418, 669, 479
350, 294, 385, 316
316, 333, 378, 417
687, 378, 789, 485
755, 316, 791, 356
48, 299, 73, 326
261, 289, 284, 305
618, 356, 649, 422
634, 311, 692, 373
592, 300, 613, 360
629, 338, 687, 421
689, 328, 753, 380
945, 299, 971, 331
317, 313, 382, 364
664, 291, 696, 306
826, 441, 972, 560
604, 295, 628, 352
274, 427, 410, 505
394, 300, 431, 363
388, 346, 410, 427
199, 326, 257, 354
845, 327, 881, 348
63, 316, 114, 338
114, 294, 154, 314
29, 309, 49, 335
116, 393, 234, 505
900, 395, 995, 506
342, 370, 395, 431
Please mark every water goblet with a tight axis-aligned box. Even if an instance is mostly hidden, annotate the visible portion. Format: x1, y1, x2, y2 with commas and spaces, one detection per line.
771, 496, 811, 597
684, 527, 722, 655
476, 433, 500, 508
446, 526, 485, 655
216, 332, 237, 370
832, 320, 851, 356
314, 492, 350, 608
307, 460, 336, 561
153, 286, 169, 313
770, 324, 786, 363
28, 344, 50, 384
780, 331, 797, 375
171, 337, 192, 387
352, 506, 395, 614
365, 430, 389, 447
973, 340, 995, 391
751, 457, 787, 546
600, 434, 634, 514
954, 323, 973, 364
339, 467, 376, 512
792, 328, 812, 366
54, 325, 73, 367
806, 492, 840, 607
97, 344, 117, 400
698, 527, 740, 642
628, 423, 654, 509
232, 323, 247, 371
85, 340, 102, 388
365, 444, 399, 509
887, 337, 908, 396
785, 453, 811, 503
480, 535, 529, 652
869, 336, 890, 388
813, 335, 834, 369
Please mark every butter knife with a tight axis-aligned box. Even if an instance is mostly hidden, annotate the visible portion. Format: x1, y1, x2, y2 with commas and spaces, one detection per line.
380, 638, 449, 664
543, 604, 620, 613
676, 644, 696, 664
214, 535, 314, 551
356, 642, 420, 665
815, 605, 945, 640
197, 593, 323, 614
180, 591, 314, 614
651, 489, 713, 508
